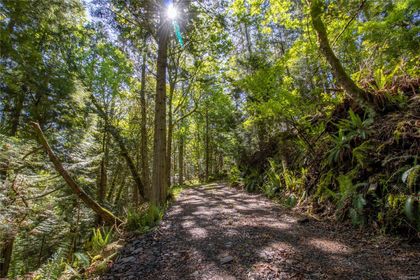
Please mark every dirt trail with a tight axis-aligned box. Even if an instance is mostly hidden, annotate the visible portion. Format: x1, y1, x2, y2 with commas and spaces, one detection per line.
102, 183, 420, 280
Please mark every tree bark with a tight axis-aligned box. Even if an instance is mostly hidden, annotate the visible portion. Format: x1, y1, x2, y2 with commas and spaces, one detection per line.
10, 90, 24, 136
0, 237, 14, 278
166, 81, 176, 189
114, 170, 128, 205
140, 37, 150, 199
31, 122, 122, 225
98, 125, 108, 203
178, 126, 184, 185
152, 12, 169, 204
106, 162, 121, 201
205, 107, 210, 182
309, 0, 369, 103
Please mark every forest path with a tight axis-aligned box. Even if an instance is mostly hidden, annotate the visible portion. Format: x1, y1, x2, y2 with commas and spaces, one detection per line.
102, 183, 420, 280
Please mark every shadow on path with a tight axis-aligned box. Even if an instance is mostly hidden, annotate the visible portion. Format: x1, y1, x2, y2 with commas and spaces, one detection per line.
102, 183, 420, 280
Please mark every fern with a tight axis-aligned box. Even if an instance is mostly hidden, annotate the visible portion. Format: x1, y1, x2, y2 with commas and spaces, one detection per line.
328, 130, 351, 164
126, 204, 163, 232
334, 172, 368, 226
328, 110, 374, 165
352, 141, 373, 168
90, 227, 113, 254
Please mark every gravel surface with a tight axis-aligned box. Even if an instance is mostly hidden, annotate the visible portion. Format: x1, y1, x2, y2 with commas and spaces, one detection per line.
101, 183, 420, 280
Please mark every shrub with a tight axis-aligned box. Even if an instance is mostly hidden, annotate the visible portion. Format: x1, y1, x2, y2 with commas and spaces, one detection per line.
126, 204, 163, 233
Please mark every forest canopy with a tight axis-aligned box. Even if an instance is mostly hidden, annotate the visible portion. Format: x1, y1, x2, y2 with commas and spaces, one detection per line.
0, 0, 419, 278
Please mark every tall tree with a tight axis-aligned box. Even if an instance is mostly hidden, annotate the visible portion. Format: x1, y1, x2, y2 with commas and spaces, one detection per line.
152, 3, 170, 204
139, 36, 150, 198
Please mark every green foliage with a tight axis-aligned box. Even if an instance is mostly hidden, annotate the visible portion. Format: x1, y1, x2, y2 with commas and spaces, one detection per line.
243, 169, 264, 193
352, 141, 374, 168
285, 194, 297, 208
1, 0, 419, 276
90, 227, 113, 255
335, 173, 367, 226
73, 252, 90, 269
402, 165, 420, 193
32, 240, 72, 280
328, 110, 374, 165
337, 110, 373, 142
126, 204, 163, 233
228, 165, 241, 184
316, 170, 336, 201
260, 160, 282, 198
328, 130, 352, 164
168, 185, 185, 200
404, 196, 420, 231
259, 160, 306, 202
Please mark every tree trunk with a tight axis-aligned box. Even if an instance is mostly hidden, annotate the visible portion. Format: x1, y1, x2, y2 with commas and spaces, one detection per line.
0, 237, 14, 278
243, 22, 252, 57
0, 93, 23, 276
309, 0, 369, 103
10, 91, 24, 136
114, 170, 128, 205
98, 126, 108, 203
205, 107, 210, 182
91, 96, 146, 200
166, 81, 175, 190
106, 162, 121, 201
31, 122, 122, 225
152, 12, 169, 204
178, 131, 184, 185
140, 38, 150, 199
196, 123, 201, 180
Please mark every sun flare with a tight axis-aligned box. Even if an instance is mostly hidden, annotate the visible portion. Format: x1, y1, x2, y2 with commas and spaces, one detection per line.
166, 4, 178, 20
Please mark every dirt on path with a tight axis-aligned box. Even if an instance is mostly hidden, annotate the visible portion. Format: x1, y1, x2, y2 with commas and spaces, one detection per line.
101, 183, 420, 280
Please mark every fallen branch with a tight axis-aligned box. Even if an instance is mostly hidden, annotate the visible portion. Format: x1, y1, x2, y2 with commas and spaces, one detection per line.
31, 122, 123, 225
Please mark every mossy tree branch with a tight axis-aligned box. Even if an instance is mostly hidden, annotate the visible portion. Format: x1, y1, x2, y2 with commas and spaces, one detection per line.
309, 0, 370, 105
31, 122, 123, 225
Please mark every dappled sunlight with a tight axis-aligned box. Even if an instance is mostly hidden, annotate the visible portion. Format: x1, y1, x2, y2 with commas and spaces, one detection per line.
265, 220, 292, 230
181, 220, 196, 228
307, 238, 352, 254
266, 241, 295, 252
103, 184, 420, 279
188, 227, 208, 239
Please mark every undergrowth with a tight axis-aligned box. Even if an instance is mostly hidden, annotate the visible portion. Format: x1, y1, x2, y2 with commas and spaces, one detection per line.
234, 82, 420, 238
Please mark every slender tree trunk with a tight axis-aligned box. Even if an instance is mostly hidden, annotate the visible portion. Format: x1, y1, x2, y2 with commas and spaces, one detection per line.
31, 122, 122, 225
178, 136, 184, 185
166, 81, 175, 189
91, 96, 146, 200
205, 107, 209, 181
172, 141, 177, 181
152, 12, 169, 204
244, 22, 252, 57
98, 126, 108, 203
140, 38, 150, 199
106, 162, 122, 201
196, 123, 201, 180
114, 170, 128, 205
309, 0, 369, 103
10, 91, 24, 136
0, 238, 14, 278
